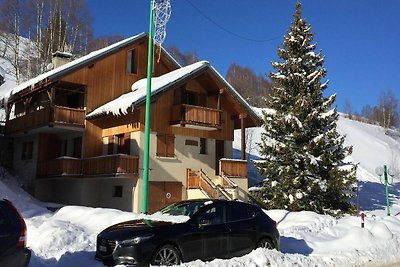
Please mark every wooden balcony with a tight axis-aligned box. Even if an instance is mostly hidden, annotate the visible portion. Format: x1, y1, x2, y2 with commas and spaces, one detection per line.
83, 154, 139, 176
37, 154, 139, 178
37, 157, 82, 177
6, 106, 85, 134
171, 104, 222, 130
219, 159, 247, 178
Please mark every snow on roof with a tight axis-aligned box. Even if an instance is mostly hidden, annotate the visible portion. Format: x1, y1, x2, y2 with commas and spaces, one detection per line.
9, 33, 148, 97
87, 60, 261, 122
87, 61, 209, 118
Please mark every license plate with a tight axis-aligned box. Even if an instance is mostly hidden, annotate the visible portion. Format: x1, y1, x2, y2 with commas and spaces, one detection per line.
99, 245, 107, 252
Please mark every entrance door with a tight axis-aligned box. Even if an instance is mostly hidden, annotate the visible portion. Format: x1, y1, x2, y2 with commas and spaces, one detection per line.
215, 140, 224, 175
148, 181, 182, 213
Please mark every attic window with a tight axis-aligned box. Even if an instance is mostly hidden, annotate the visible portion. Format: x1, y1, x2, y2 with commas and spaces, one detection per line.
127, 49, 138, 74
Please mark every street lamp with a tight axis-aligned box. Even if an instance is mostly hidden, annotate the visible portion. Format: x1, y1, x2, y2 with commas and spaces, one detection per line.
375, 165, 395, 216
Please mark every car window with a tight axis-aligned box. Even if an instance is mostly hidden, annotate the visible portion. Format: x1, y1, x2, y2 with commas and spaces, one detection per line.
228, 204, 255, 222
159, 201, 207, 217
197, 205, 224, 225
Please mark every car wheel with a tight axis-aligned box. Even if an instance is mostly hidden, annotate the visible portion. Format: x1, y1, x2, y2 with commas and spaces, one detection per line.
151, 244, 181, 266
257, 238, 274, 249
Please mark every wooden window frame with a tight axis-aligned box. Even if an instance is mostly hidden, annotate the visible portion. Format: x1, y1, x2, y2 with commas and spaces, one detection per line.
157, 133, 175, 158
21, 141, 33, 160
127, 49, 138, 74
200, 138, 207, 154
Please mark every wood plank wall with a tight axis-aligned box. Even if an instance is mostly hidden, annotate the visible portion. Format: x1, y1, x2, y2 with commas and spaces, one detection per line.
57, 39, 175, 158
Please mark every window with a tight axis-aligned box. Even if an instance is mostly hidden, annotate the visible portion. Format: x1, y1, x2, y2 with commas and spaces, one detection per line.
156, 134, 175, 157
200, 138, 207, 154
197, 205, 225, 225
127, 49, 138, 74
113, 185, 123, 198
21, 141, 33, 160
108, 133, 131, 155
228, 204, 253, 222
185, 90, 207, 107
116, 133, 131, 154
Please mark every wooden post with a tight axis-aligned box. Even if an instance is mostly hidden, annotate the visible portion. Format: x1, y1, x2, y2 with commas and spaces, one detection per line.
240, 113, 247, 160
217, 88, 224, 110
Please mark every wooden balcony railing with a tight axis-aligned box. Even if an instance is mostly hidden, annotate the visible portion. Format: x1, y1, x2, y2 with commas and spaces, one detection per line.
37, 154, 139, 178
37, 157, 82, 177
171, 104, 222, 128
219, 159, 247, 178
6, 106, 85, 134
83, 154, 139, 176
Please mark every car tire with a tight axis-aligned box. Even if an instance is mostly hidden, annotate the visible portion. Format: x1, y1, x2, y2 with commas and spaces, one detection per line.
257, 237, 274, 249
151, 244, 181, 266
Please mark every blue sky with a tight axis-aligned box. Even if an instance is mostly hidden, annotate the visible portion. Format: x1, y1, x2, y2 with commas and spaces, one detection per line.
86, 0, 400, 112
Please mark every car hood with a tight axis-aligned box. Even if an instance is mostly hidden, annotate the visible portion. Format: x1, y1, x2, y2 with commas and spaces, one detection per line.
99, 219, 175, 240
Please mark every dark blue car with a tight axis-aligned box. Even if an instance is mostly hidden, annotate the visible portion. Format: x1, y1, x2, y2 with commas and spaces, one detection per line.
0, 199, 31, 267
96, 199, 279, 266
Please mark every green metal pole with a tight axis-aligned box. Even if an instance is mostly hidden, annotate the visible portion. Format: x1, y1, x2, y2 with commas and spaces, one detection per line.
141, 0, 154, 214
384, 165, 390, 216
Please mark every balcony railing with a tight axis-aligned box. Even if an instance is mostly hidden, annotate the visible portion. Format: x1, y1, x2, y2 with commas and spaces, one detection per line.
37, 157, 82, 177
37, 154, 139, 178
83, 154, 139, 176
6, 106, 85, 134
219, 159, 247, 178
171, 104, 222, 129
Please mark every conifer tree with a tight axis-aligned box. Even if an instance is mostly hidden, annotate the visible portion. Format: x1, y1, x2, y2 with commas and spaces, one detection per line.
255, 3, 357, 214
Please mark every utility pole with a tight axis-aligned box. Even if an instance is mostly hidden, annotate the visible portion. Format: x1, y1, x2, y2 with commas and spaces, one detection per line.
141, 0, 155, 214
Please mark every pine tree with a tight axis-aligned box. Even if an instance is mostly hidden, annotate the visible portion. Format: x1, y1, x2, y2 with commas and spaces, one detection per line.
255, 3, 357, 215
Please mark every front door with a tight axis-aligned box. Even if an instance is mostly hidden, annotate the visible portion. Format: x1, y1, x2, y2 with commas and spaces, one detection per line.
215, 140, 224, 175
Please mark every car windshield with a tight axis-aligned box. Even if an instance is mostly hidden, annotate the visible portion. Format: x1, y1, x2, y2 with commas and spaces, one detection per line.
159, 201, 211, 217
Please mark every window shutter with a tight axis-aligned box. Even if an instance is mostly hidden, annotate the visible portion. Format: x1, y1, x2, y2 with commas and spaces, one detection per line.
166, 135, 175, 157
157, 134, 166, 157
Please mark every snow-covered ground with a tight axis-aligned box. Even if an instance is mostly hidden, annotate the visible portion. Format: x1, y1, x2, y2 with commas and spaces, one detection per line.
0, 115, 400, 266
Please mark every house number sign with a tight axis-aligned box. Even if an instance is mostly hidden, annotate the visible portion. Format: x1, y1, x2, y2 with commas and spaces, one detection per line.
166, 192, 171, 199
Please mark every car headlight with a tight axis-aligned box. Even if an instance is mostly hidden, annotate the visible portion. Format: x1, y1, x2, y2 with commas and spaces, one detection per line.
120, 234, 154, 246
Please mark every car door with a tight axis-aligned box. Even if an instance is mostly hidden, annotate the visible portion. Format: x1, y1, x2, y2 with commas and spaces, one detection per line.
226, 203, 258, 256
196, 203, 229, 260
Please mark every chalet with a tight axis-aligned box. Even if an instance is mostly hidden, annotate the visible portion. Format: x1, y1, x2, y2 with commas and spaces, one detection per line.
4, 33, 261, 213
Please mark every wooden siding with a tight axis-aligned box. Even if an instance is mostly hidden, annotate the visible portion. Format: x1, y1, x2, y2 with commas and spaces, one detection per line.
6, 106, 85, 134
83, 121, 103, 158
59, 40, 178, 158
219, 159, 247, 177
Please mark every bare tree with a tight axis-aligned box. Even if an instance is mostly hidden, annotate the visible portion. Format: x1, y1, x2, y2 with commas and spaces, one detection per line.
0, 0, 28, 83
378, 89, 399, 130
167, 45, 199, 66
343, 99, 353, 119
226, 63, 271, 107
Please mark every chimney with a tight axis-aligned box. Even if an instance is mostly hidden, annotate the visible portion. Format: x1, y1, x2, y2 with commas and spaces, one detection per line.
52, 51, 73, 69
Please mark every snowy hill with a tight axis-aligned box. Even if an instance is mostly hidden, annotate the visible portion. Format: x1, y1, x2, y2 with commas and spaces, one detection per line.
0, 116, 400, 266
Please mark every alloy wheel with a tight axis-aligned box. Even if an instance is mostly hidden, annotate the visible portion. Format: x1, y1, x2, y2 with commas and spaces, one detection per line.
152, 245, 181, 266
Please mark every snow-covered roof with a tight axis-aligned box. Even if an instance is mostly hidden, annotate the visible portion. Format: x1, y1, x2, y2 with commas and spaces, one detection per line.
8, 33, 180, 99
87, 61, 261, 124
87, 61, 209, 118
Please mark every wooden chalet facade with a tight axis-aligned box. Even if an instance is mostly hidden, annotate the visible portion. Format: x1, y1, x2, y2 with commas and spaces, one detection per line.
4, 33, 261, 213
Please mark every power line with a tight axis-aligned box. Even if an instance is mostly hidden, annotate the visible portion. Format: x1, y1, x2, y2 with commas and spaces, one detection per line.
185, 0, 282, 43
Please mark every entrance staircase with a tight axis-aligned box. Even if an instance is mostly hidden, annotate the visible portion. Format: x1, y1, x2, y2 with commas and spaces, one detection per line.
186, 169, 239, 201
